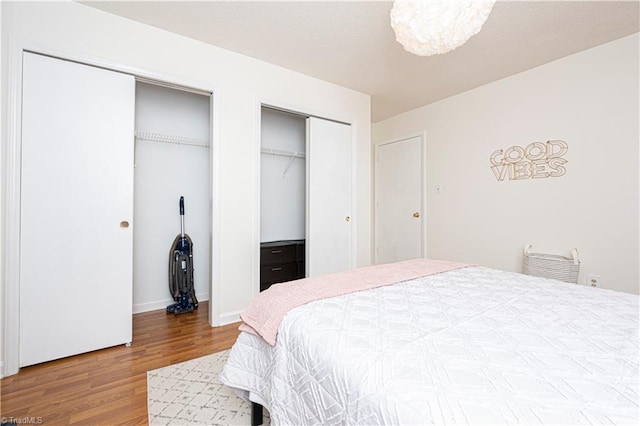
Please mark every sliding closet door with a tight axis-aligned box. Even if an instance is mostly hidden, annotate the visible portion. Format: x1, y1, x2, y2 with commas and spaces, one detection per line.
20, 53, 135, 366
306, 117, 352, 276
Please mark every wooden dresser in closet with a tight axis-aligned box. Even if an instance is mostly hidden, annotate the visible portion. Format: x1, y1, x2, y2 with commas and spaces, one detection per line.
260, 240, 305, 291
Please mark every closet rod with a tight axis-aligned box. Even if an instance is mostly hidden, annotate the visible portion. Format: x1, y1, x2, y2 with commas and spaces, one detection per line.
261, 146, 305, 178
135, 131, 210, 148
261, 147, 306, 159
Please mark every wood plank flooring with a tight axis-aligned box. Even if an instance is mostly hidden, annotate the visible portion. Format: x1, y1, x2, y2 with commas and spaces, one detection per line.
1, 302, 241, 425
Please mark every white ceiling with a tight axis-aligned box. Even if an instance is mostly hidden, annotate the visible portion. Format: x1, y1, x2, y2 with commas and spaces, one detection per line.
83, 1, 639, 122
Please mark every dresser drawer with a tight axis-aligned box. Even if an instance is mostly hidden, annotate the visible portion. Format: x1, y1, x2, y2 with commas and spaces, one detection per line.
260, 244, 297, 265
260, 262, 298, 289
260, 240, 305, 291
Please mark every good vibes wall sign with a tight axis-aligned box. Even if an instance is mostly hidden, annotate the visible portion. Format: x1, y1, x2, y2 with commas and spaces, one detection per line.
490, 140, 568, 181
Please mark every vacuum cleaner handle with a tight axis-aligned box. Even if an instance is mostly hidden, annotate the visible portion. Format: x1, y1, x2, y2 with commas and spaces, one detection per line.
179, 196, 186, 238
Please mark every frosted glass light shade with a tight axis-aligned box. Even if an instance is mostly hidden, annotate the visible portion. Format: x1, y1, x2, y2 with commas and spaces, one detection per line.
390, 0, 496, 56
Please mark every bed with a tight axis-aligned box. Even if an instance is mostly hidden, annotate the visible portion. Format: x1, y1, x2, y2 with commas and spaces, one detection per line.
220, 259, 639, 425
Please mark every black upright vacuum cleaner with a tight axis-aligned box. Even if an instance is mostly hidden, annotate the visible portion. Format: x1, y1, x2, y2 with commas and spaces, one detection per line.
167, 196, 198, 315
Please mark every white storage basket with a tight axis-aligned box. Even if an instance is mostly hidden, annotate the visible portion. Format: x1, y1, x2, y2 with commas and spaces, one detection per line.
523, 245, 580, 284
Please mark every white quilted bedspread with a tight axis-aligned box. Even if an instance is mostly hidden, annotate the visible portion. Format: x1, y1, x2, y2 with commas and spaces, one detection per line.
220, 267, 639, 425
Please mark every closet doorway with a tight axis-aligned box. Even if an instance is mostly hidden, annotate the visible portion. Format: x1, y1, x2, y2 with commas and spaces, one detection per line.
133, 82, 211, 314
17, 52, 213, 369
259, 106, 352, 292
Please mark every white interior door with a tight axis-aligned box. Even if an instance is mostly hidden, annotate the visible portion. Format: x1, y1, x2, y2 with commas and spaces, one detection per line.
375, 136, 423, 264
20, 52, 135, 367
306, 117, 352, 276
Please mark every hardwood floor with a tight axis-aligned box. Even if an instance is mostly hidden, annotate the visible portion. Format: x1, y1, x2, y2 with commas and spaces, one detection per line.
1, 302, 241, 425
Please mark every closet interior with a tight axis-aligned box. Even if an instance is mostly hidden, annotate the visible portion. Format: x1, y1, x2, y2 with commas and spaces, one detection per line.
260, 107, 307, 291
133, 82, 211, 313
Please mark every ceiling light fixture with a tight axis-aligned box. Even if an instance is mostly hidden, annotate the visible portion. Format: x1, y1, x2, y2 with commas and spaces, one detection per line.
390, 0, 496, 56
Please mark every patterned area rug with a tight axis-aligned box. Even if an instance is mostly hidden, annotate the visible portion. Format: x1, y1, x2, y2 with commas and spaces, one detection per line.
147, 350, 270, 425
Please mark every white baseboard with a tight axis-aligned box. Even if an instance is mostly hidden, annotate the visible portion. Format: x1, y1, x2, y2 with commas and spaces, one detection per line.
133, 292, 209, 314
218, 310, 242, 326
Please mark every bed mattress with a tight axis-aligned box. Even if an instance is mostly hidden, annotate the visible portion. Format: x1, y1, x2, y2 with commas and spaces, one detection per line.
220, 266, 639, 425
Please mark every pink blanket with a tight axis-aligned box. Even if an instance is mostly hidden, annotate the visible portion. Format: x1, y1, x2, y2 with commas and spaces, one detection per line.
240, 258, 470, 345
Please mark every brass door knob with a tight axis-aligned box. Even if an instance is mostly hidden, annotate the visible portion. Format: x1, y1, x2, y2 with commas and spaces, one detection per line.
120, 220, 130, 228
413, 212, 420, 218
345, 216, 351, 222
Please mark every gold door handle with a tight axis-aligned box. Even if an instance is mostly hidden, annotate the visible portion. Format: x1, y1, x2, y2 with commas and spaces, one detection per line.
413, 212, 420, 218
120, 220, 130, 228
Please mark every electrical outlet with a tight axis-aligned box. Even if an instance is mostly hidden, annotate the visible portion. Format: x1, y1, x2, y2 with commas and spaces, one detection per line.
587, 274, 602, 288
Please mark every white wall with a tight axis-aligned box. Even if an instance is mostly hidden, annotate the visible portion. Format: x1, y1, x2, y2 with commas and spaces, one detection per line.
373, 34, 639, 294
260, 108, 306, 242
133, 82, 211, 313
1, 0, 371, 374
0, 0, 4, 378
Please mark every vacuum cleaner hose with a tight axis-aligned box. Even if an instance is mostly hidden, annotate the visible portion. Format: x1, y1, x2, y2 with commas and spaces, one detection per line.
167, 233, 195, 302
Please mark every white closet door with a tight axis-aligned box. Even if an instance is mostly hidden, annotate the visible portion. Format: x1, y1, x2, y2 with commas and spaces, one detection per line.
20, 53, 135, 367
375, 136, 423, 264
306, 117, 352, 276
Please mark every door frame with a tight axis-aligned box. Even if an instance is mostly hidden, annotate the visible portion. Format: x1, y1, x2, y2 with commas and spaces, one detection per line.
2, 38, 221, 377
373, 132, 427, 264
253, 99, 358, 299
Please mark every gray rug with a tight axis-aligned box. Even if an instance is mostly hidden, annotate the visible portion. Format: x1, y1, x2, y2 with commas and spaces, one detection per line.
147, 350, 270, 425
